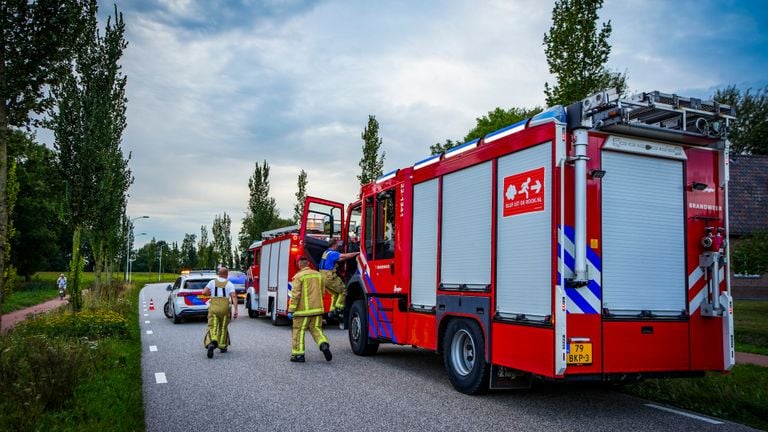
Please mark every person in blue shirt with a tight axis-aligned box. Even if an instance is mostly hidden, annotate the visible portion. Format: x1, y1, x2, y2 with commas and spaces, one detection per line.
319, 238, 359, 317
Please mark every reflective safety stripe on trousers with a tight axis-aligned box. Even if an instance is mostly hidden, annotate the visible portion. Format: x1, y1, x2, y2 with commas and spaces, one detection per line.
295, 273, 323, 316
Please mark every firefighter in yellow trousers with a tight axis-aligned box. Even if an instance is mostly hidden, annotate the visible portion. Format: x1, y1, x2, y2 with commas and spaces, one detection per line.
288, 256, 332, 363
202, 266, 238, 359
319, 238, 359, 318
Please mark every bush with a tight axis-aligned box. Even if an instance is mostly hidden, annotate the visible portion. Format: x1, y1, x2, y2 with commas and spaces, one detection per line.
17, 309, 130, 340
732, 231, 768, 275
0, 335, 90, 430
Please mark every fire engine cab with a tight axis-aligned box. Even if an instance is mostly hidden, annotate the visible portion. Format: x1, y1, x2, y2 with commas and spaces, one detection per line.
341, 89, 736, 394
244, 197, 345, 323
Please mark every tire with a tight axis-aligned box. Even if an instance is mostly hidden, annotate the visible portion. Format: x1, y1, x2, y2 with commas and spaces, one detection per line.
443, 319, 489, 395
172, 305, 182, 324
163, 300, 173, 319
246, 296, 258, 318
348, 299, 379, 356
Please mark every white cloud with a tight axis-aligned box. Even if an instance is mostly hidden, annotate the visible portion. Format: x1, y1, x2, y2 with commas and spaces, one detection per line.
114, 0, 768, 248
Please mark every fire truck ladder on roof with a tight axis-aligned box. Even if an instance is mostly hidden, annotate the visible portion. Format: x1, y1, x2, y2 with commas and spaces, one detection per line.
567, 89, 737, 147
261, 225, 299, 239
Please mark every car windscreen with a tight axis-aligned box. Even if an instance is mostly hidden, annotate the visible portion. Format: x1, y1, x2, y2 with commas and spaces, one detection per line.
184, 279, 212, 290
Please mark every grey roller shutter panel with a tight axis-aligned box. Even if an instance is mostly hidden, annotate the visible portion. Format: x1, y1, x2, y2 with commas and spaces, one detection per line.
601, 150, 685, 316
496, 143, 552, 320
269, 242, 279, 288
441, 162, 492, 288
259, 244, 271, 308
411, 179, 439, 308
277, 239, 291, 311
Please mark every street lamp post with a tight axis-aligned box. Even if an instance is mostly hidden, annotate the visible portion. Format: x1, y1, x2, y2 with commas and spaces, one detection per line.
128, 232, 147, 284
158, 243, 164, 281
125, 215, 149, 284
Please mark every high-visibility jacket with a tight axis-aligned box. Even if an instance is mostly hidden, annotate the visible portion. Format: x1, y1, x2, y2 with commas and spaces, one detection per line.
289, 268, 324, 317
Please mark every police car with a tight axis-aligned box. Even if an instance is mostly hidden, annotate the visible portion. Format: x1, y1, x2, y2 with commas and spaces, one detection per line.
164, 270, 217, 324
228, 270, 247, 303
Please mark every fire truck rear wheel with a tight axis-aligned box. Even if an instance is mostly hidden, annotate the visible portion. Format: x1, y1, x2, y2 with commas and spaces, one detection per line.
246, 295, 258, 318
349, 299, 379, 356
443, 319, 489, 395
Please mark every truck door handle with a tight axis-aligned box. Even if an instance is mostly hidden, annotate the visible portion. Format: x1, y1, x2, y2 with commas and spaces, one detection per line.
390, 263, 395, 275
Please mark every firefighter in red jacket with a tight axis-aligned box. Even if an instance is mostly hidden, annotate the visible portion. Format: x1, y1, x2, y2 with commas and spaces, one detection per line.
288, 256, 332, 363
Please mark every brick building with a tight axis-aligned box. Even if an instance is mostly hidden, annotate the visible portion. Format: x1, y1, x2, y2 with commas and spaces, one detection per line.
729, 155, 768, 299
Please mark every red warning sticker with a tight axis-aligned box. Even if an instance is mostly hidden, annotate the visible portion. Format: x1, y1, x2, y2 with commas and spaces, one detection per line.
502, 167, 545, 217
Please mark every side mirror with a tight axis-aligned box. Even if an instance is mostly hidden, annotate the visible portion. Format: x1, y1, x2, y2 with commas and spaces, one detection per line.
166, 284, 173, 291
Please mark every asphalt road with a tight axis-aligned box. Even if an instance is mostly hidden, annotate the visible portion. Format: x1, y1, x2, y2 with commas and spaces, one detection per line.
139, 283, 758, 432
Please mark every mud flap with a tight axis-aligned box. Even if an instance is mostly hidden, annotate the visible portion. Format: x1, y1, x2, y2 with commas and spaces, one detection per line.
489, 365, 532, 390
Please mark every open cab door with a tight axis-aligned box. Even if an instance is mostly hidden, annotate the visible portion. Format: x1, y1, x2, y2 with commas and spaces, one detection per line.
300, 196, 345, 269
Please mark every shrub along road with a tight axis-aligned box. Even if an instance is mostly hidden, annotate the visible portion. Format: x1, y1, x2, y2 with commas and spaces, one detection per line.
139, 283, 760, 432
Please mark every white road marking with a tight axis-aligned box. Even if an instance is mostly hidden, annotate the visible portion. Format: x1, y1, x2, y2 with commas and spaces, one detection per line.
146, 330, 153, 335
155, 372, 167, 384
645, 404, 723, 424
149, 345, 158, 352
144, 314, 148, 317
145, 320, 150, 324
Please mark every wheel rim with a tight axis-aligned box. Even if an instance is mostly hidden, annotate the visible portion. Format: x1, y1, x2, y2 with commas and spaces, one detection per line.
351, 313, 362, 343
451, 329, 476, 376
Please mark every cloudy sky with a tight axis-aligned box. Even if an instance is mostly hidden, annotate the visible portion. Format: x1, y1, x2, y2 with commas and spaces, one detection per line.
90, 0, 767, 248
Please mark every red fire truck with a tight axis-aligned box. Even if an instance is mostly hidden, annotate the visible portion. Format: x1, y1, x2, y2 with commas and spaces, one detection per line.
244, 197, 345, 323
340, 89, 736, 393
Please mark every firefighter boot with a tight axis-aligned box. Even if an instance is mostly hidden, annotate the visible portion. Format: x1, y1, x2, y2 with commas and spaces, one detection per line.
320, 342, 333, 362
207, 343, 215, 359
290, 354, 305, 363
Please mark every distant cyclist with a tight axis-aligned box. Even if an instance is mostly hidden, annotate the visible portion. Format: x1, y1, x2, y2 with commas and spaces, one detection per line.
57, 274, 67, 299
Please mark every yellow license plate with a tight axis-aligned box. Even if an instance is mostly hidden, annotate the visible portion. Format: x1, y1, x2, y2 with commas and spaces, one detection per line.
567, 342, 592, 365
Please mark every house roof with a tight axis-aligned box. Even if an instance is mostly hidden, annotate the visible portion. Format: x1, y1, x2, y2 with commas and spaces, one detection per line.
729, 155, 768, 236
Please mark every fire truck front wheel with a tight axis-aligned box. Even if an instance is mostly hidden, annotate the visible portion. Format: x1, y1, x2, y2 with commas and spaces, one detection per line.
348, 299, 379, 356
443, 319, 489, 395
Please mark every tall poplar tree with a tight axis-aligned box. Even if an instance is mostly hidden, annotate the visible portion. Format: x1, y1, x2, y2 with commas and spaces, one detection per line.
211, 212, 233, 267
180, 233, 197, 269
0, 0, 94, 322
358, 115, 385, 186
51, 4, 130, 309
239, 160, 279, 250
543, 0, 626, 107
293, 169, 307, 223
198, 225, 211, 269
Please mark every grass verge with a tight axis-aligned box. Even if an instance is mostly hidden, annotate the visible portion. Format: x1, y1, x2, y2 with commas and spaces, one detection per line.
734, 300, 768, 356
624, 365, 768, 430
623, 300, 768, 431
1, 282, 59, 314
0, 282, 144, 431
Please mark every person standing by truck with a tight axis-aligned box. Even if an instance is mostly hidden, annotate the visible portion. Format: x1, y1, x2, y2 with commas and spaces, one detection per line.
202, 266, 238, 358
319, 239, 359, 317
288, 256, 332, 363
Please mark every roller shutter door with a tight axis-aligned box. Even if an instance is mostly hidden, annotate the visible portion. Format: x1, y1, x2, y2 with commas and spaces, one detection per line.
601, 150, 685, 316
